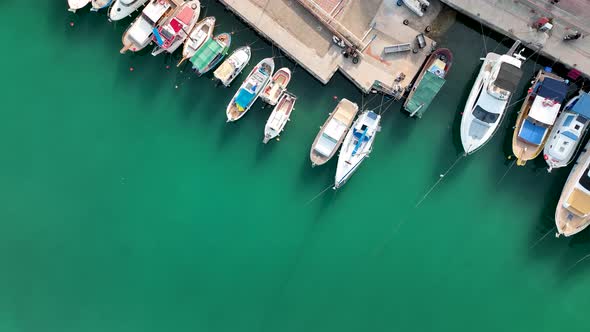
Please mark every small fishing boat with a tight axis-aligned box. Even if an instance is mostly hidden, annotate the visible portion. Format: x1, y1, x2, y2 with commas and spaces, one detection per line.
68, 0, 91, 12
226, 58, 275, 122
178, 16, 215, 66
260, 68, 292, 106
555, 140, 590, 237
213, 46, 252, 87
109, 0, 149, 21
403, 48, 453, 118
91, 0, 113, 11
190, 32, 231, 76
120, 0, 176, 54
334, 110, 381, 189
544, 92, 590, 172
151, 0, 201, 56
460, 43, 524, 154
263, 92, 297, 144
402, 0, 430, 17
309, 99, 359, 167
512, 68, 568, 166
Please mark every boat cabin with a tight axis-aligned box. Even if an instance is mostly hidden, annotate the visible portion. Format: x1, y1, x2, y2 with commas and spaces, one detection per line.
488, 61, 522, 100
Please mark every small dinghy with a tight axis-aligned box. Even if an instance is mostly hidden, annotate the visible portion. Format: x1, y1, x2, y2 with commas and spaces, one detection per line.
190, 32, 231, 75
109, 0, 149, 21
226, 58, 275, 122
309, 99, 359, 167
334, 110, 381, 189
68, 0, 91, 12
214, 46, 252, 87
263, 92, 297, 144
544, 91, 590, 172
91, 0, 114, 11
260, 67, 292, 106
120, 0, 174, 54
402, 0, 430, 17
151, 0, 201, 56
178, 16, 215, 66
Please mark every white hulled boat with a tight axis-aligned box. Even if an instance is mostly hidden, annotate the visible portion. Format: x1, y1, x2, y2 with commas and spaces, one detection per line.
178, 16, 215, 66
544, 92, 590, 172
334, 110, 381, 189
151, 0, 201, 56
109, 0, 150, 21
555, 140, 590, 237
260, 68, 291, 106
120, 0, 177, 54
226, 58, 275, 122
263, 92, 297, 144
91, 0, 114, 11
402, 0, 430, 17
68, 0, 91, 12
460, 45, 524, 154
214, 46, 252, 87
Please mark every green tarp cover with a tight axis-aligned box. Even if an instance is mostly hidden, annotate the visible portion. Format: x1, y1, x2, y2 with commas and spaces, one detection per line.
405, 71, 446, 117
190, 38, 222, 72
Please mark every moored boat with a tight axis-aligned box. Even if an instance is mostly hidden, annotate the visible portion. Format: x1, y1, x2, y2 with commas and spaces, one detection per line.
555, 140, 590, 237
263, 92, 297, 144
190, 32, 231, 76
309, 99, 359, 167
120, 0, 177, 54
68, 0, 91, 12
544, 91, 590, 172
213, 46, 252, 87
512, 68, 568, 166
226, 58, 275, 122
334, 110, 381, 189
151, 0, 201, 56
460, 44, 524, 154
91, 0, 114, 11
109, 0, 149, 21
403, 48, 453, 118
260, 67, 292, 106
402, 0, 430, 17
178, 16, 215, 66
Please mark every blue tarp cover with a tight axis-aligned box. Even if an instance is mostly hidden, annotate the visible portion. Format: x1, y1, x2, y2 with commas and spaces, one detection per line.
519, 118, 546, 145
537, 78, 567, 102
235, 88, 256, 110
572, 93, 590, 119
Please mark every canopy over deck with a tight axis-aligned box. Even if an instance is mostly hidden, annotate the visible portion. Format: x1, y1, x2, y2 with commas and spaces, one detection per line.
190, 38, 222, 71
495, 63, 522, 92
572, 93, 590, 119
519, 118, 546, 145
405, 71, 445, 115
529, 96, 562, 125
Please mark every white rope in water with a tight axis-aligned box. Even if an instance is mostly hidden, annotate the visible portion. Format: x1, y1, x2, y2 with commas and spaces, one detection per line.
529, 225, 556, 250
414, 153, 465, 208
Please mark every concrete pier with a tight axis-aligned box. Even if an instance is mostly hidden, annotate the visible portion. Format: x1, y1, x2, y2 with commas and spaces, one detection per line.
218, 0, 445, 94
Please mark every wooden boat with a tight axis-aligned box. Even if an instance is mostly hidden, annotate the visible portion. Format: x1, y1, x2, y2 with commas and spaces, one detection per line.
178, 16, 215, 67
263, 92, 297, 143
226, 58, 275, 122
190, 32, 231, 76
68, 0, 91, 12
91, 0, 113, 11
403, 48, 453, 118
309, 98, 359, 166
213, 46, 251, 87
260, 67, 292, 106
109, 0, 150, 21
555, 140, 590, 236
512, 68, 568, 166
120, 0, 177, 54
151, 0, 201, 56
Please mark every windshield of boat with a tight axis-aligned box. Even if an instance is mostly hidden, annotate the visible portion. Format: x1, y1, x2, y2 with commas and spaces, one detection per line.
488, 62, 522, 100
580, 167, 590, 191
473, 105, 500, 124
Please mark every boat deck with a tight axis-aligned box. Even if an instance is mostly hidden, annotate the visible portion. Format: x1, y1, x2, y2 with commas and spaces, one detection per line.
556, 144, 590, 236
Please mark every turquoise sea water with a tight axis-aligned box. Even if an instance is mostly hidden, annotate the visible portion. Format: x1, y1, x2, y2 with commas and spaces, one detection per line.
1, 1, 590, 331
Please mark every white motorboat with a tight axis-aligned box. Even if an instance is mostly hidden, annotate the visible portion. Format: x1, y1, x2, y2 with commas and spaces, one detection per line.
544, 92, 590, 171
460, 47, 524, 154
91, 0, 114, 11
260, 67, 291, 106
226, 58, 275, 122
178, 16, 215, 66
309, 99, 359, 166
555, 140, 590, 237
402, 0, 430, 17
334, 110, 381, 189
120, 0, 176, 54
214, 46, 252, 87
263, 92, 297, 144
151, 0, 201, 56
68, 0, 91, 12
109, 0, 149, 21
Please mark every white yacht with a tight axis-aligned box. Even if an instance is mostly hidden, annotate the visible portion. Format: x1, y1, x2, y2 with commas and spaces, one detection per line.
460, 45, 524, 154
334, 110, 381, 189
68, 0, 91, 12
214, 46, 252, 87
544, 92, 590, 172
109, 0, 149, 21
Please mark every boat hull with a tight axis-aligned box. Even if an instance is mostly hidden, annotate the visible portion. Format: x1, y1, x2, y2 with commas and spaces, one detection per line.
260, 68, 292, 106
214, 46, 252, 87
151, 0, 201, 56
226, 58, 275, 122
263, 92, 296, 143
68, 0, 91, 11
178, 17, 215, 67
109, 0, 149, 21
